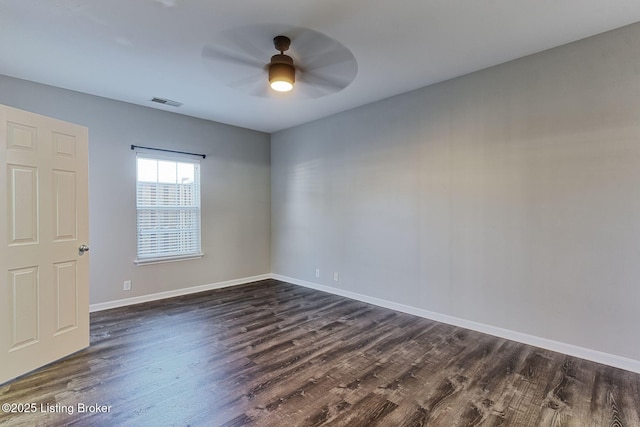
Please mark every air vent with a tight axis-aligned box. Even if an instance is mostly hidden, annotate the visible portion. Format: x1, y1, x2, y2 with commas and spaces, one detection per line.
150, 97, 183, 108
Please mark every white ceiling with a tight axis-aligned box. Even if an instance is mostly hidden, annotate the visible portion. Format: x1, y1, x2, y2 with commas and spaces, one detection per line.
1, 1, 639, 133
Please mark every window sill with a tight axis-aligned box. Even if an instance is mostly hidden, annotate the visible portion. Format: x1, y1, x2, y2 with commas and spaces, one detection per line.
134, 253, 204, 266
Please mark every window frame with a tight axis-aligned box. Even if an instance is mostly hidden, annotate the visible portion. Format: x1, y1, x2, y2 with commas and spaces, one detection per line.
134, 151, 204, 265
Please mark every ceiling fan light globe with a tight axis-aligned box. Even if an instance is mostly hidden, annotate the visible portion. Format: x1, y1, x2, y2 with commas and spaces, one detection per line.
271, 80, 294, 92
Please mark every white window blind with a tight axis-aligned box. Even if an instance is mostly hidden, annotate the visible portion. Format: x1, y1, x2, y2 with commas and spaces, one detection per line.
135, 154, 202, 264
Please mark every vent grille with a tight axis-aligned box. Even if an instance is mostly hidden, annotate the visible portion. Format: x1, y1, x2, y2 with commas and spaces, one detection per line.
151, 97, 183, 108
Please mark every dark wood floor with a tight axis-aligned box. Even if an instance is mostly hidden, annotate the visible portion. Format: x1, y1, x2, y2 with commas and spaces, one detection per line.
1, 280, 639, 426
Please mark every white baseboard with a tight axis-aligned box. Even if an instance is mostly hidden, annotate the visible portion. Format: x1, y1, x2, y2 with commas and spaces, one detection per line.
89, 274, 271, 312
272, 274, 640, 374
88, 272, 640, 374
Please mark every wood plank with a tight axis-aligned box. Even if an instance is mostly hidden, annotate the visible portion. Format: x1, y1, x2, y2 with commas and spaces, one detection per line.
1, 279, 639, 426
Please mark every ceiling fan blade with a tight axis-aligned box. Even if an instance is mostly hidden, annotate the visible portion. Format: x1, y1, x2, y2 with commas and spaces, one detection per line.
289, 29, 333, 55
214, 24, 286, 62
298, 70, 351, 92
230, 32, 271, 62
285, 27, 358, 97
249, 82, 272, 98
294, 80, 332, 99
227, 71, 266, 89
298, 47, 356, 72
202, 45, 264, 70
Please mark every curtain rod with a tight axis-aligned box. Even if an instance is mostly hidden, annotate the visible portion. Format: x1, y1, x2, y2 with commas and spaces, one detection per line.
131, 145, 206, 159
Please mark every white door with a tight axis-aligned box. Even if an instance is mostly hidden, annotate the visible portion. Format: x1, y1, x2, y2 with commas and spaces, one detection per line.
0, 104, 89, 384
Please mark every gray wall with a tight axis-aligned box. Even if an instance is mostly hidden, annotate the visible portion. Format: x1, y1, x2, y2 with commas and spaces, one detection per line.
271, 23, 640, 361
0, 75, 271, 305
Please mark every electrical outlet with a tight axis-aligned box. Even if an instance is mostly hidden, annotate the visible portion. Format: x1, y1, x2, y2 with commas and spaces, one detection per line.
333, 272, 339, 282
123, 280, 132, 291
315, 268, 320, 278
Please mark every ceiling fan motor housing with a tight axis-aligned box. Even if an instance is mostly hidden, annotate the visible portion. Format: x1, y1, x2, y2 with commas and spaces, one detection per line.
269, 54, 295, 86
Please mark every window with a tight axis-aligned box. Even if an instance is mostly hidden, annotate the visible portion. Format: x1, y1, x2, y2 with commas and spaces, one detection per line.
135, 153, 202, 264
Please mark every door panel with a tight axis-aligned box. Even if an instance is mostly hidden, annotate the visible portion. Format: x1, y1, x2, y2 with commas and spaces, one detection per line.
7, 164, 39, 245
1, 104, 89, 384
6, 121, 37, 151
53, 131, 77, 158
53, 169, 77, 241
54, 260, 78, 334
8, 266, 39, 350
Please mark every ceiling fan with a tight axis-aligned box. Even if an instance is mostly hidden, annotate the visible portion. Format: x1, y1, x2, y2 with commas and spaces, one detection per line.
268, 35, 296, 92
201, 25, 358, 99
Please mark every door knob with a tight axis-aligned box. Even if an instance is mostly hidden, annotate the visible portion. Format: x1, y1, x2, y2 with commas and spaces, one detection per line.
78, 244, 90, 254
